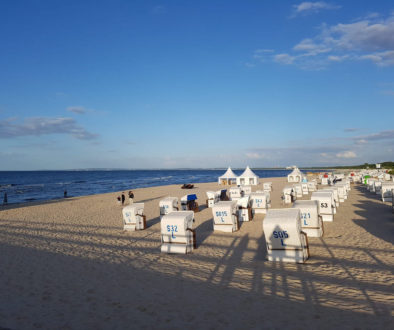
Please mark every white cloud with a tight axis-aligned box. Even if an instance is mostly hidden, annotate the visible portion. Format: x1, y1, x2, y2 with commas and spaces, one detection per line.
0, 117, 98, 140
336, 151, 357, 158
67, 106, 86, 114
354, 130, 394, 142
245, 152, 264, 159
293, 2, 341, 15
260, 12, 394, 69
274, 53, 295, 64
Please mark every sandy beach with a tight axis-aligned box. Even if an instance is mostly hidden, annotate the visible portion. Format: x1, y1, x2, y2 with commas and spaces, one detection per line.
0, 177, 393, 329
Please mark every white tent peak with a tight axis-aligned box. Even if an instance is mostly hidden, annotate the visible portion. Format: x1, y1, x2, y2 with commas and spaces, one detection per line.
239, 166, 258, 178
220, 167, 237, 179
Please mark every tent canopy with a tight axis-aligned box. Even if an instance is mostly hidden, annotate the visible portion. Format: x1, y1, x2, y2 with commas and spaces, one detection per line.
219, 167, 238, 179
239, 166, 259, 178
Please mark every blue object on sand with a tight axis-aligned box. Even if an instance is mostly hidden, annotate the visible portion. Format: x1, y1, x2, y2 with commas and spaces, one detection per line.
187, 194, 197, 201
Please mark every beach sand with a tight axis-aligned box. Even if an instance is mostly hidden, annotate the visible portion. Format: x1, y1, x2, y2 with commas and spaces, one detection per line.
0, 177, 393, 329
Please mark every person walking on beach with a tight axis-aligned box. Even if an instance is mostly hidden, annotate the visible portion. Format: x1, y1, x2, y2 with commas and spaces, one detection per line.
64, 190, 67, 198
117, 196, 121, 205
128, 190, 134, 204
3, 192, 7, 205
121, 192, 125, 205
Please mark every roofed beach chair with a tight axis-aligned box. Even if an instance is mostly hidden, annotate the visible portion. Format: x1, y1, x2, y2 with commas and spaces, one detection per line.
311, 191, 335, 222
159, 197, 179, 219
206, 191, 220, 208
181, 194, 199, 212
229, 187, 242, 201
161, 211, 196, 254
122, 203, 146, 231
292, 200, 323, 237
263, 209, 309, 263
212, 201, 239, 232
250, 192, 269, 214
237, 196, 253, 222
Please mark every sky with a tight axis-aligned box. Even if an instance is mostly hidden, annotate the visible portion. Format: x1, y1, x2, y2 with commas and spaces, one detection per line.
0, 0, 393, 170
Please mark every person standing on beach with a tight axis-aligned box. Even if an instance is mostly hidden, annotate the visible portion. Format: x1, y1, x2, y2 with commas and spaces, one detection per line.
3, 192, 7, 205
121, 192, 125, 205
128, 190, 134, 204
64, 190, 67, 198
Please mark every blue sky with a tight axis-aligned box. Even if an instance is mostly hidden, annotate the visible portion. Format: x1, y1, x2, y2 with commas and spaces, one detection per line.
0, 0, 393, 169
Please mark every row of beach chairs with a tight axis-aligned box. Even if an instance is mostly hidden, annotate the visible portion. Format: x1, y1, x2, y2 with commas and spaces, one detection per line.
121, 178, 351, 263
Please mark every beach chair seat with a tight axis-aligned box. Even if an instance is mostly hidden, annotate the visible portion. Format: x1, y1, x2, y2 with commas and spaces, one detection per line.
263, 209, 309, 263
159, 197, 179, 218
237, 196, 253, 222
206, 191, 220, 208
122, 203, 146, 231
229, 187, 242, 201
161, 211, 195, 254
250, 192, 269, 214
292, 200, 323, 237
334, 184, 347, 202
212, 201, 239, 232
311, 191, 335, 222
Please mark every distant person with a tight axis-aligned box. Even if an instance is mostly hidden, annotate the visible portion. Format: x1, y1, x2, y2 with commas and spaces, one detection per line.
64, 190, 67, 198
121, 192, 125, 205
128, 190, 134, 204
117, 196, 121, 205
3, 192, 7, 205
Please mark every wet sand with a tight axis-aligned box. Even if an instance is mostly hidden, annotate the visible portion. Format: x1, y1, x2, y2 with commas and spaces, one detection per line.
0, 177, 393, 329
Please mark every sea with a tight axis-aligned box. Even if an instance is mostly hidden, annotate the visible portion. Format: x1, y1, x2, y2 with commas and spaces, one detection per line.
0, 169, 326, 204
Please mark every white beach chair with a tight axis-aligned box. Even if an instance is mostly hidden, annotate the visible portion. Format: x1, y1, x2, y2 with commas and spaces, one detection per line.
237, 196, 252, 222
122, 203, 146, 231
282, 186, 295, 204
229, 187, 242, 201
307, 181, 317, 192
373, 181, 382, 195
301, 183, 309, 195
240, 185, 252, 197
334, 184, 347, 202
250, 192, 269, 214
206, 191, 220, 208
311, 191, 335, 222
159, 197, 179, 218
263, 182, 272, 192
321, 187, 339, 209
381, 183, 394, 202
160, 211, 196, 254
212, 201, 239, 232
293, 184, 303, 198
292, 200, 323, 237
263, 209, 309, 263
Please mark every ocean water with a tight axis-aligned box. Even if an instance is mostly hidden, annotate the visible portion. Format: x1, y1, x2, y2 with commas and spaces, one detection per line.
0, 169, 323, 204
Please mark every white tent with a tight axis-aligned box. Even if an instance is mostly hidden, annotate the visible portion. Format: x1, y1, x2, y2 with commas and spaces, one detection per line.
218, 167, 238, 185
287, 167, 303, 183
236, 166, 259, 186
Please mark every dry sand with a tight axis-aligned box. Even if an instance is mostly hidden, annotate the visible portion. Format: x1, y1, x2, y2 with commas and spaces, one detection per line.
0, 177, 393, 329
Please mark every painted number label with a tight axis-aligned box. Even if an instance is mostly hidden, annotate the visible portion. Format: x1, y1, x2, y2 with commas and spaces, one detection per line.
320, 203, 328, 208
273, 230, 288, 246
255, 199, 263, 207
167, 225, 178, 239
301, 212, 311, 225
216, 211, 228, 222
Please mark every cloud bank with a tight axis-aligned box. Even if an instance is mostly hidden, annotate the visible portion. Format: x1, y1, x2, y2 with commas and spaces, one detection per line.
0, 117, 98, 140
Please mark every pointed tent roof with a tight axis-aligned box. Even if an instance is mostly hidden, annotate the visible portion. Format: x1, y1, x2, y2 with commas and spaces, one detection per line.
289, 167, 302, 177
239, 166, 259, 178
219, 167, 237, 179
